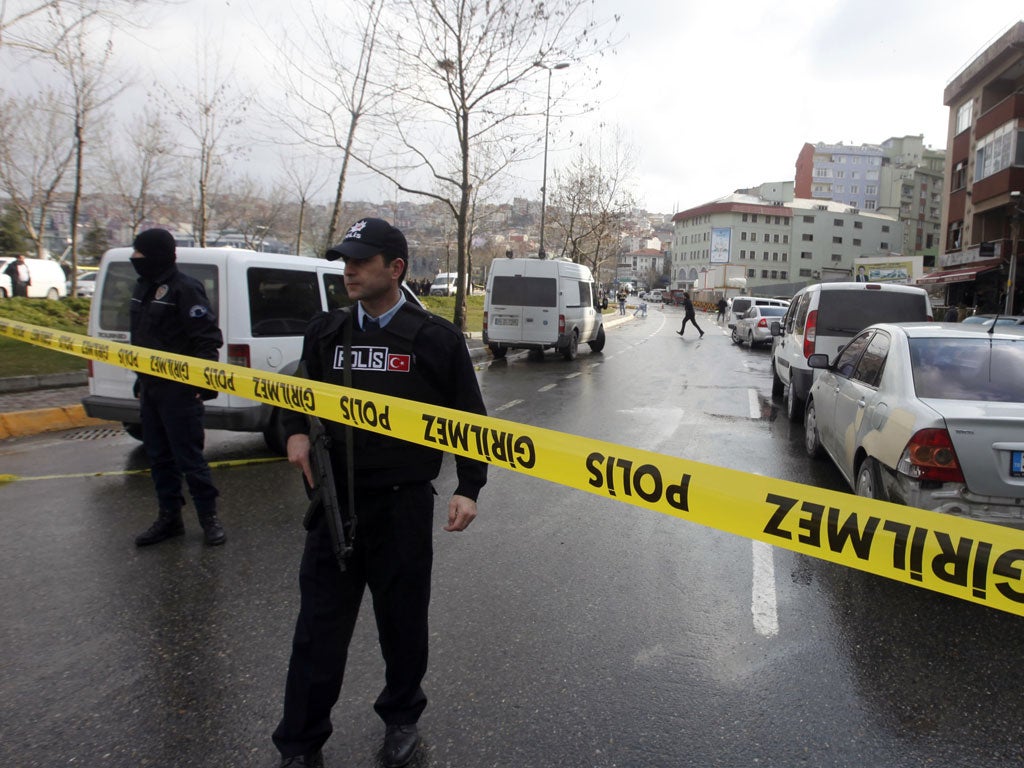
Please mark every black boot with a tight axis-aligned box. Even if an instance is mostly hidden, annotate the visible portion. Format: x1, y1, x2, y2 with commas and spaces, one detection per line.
198, 512, 226, 546
135, 509, 185, 547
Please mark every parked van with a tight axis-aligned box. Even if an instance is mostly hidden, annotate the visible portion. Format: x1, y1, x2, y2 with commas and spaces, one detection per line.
429, 272, 458, 296
0, 256, 68, 299
82, 247, 419, 452
769, 281, 932, 422
727, 295, 789, 330
484, 257, 605, 360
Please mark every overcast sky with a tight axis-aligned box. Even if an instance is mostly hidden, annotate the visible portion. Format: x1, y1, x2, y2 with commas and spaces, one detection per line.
12, 0, 1024, 217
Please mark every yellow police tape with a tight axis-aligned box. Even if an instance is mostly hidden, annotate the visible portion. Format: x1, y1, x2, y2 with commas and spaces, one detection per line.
4, 316, 1024, 616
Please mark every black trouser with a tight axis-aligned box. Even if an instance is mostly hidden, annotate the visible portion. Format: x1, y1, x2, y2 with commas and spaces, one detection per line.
139, 384, 218, 516
273, 482, 435, 758
679, 314, 704, 335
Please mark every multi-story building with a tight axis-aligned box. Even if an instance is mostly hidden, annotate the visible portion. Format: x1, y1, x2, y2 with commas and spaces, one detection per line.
615, 248, 664, 289
669, 182, 902, 296
934, 21, 1024, 315
795, 136, 945, 260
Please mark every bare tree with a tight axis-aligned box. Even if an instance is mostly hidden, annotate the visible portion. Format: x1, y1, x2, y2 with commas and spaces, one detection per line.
0, 89, 76, 257
1, 1, 161, 55
362, 0, 617, 329
547, 126, 636, 283
208, 175, 287, 251
161, 38, 252, 246
280, 153, 330, 256
102, 107, 176, 236
47, 0, 124, 289
261, 0, 386, 251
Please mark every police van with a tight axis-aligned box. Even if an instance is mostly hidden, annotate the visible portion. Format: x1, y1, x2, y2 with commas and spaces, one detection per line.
483, 257, 605, 360
82, 247, 419, 453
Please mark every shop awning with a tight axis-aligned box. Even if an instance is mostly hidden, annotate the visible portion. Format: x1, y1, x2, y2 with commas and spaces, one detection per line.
916, 258, 1003, 285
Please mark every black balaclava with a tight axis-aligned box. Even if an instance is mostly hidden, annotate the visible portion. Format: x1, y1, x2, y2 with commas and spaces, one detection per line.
131, 229, 177, 281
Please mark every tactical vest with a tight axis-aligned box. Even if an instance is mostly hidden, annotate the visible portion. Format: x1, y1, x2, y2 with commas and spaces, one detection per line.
315, 304, 446, 484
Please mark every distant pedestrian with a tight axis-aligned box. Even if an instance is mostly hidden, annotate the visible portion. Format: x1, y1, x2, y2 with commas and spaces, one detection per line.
633, 299, 647, 318
944, 306, 959, 322
675, 292, 705, 338
617, 289, 627, 315
716, 297, 727, 323
4, 254, 31, 297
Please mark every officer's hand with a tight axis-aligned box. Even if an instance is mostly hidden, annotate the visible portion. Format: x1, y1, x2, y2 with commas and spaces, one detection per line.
444, 494, 477, 532
287, 433, 313, 486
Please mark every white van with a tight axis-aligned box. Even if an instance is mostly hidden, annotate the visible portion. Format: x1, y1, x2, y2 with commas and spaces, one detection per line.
0, 256, 68, 299
769, 281, 933, 422
483, 257, 605, 360
429, 272, 458, 296
82, 247, 418, 452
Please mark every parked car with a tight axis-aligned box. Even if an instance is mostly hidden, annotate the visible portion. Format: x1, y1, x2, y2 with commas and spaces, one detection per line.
70, 271, 97, 297
962, 314, 1024, 329
727, 296, 789, 330
770, 281, 932, 423
732, 305, 788, 347
803, 322, 1024, 525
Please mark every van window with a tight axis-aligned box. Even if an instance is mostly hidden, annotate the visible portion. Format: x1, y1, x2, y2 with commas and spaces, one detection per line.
816, 292, 927, 338
491, 275, 557, 307
98, 262, 219, 332
565, 280, 592, 309
732, 298, 752, 315
323, 273, 353, 311
248, 267, 321, 336
791, 293, 811, 333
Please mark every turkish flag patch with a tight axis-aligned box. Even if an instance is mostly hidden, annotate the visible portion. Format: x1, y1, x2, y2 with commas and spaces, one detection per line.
387, 353, 411, 372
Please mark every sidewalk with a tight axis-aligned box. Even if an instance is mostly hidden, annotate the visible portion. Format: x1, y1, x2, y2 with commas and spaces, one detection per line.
0, 321, 632, 440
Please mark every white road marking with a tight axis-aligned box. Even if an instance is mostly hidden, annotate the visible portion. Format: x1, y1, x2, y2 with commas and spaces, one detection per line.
494, 399, 524, 412
748, 388, 760, 419
538, 383, 557, 392
564, 372, 582, 379
751, 541, 780, 637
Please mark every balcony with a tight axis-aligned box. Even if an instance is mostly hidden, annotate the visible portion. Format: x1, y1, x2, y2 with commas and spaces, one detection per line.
976, 92, 1024, 137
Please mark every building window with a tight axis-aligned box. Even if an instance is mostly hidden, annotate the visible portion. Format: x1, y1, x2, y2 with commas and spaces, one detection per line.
802, 233, 813, 241
801, 251, 812, 259
751, 214, 758, 223
799, 268, 812, 277
866, 185, 877, 195
852, 238, 861, 246
742, 213, 749, 222
780, 271, 787, 279
781, 253, 787, 262
850, 185, 859, 194
761, 270, 769, 278
783, 235, 789, 244
854, 221, 863, 229
881, 242, 889, 250
975, 121, 1017, 182
832, 236, 842, 244
864, 201, 876, 210
803, 215, 814, 223
952, 160, 966, 190
763, 233, 770, 242
763, 252, 769, 260
747, 269, 756, 278
739, 250, 745, 259
741, 231, 747, 240
833, 219, 843, 226
831, 254, 842, 262
770, 270, 778, 279
773, 234, 780, 243
772, 252, 779, 261
956, 101, 973, 135
881, 225, 890, 233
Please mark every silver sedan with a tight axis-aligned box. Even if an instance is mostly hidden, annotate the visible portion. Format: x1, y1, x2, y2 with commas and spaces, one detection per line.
732, 305, 787, 348
803, 322, 1024, 525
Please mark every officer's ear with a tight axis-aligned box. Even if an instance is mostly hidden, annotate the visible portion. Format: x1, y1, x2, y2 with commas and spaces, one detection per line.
390, 257, 406, 281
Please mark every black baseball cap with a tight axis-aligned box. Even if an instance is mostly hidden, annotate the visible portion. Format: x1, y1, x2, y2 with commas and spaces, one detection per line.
325, 218, 408, 262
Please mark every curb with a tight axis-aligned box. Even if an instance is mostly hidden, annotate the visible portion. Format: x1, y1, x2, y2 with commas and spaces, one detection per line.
0, 404, 112, 440
0, 369, 87, 394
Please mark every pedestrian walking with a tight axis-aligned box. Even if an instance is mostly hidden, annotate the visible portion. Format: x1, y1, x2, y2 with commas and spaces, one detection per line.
716, 297, 727, 323
675, 292, 705, 338
129, 228, 226, 547
270, 218, 488, 768
633, 299, 648, 317
617, 289, 627, 315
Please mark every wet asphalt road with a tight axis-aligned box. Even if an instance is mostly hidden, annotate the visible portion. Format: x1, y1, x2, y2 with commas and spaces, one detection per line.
3, 306, 1024, 768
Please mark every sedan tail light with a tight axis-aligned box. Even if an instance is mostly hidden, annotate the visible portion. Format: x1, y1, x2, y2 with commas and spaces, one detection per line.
757, 318, 768, 328
896, 428, 965, 483
802, 309, 817, 359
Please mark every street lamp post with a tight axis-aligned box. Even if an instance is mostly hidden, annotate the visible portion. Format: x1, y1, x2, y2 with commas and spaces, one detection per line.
1006, 191, 1021, 315
538, 62, 569, 259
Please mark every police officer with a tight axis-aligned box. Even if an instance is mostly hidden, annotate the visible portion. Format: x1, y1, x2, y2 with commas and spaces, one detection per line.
129, 228, 226, 547
271, 218, 487, 768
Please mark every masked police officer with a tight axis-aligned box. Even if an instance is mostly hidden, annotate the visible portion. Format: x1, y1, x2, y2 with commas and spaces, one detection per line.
270, 218, 488, 768
129, 228, 226, 547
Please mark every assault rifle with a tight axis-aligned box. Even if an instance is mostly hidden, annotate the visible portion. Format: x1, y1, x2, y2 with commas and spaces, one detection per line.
303, 415, 355, 570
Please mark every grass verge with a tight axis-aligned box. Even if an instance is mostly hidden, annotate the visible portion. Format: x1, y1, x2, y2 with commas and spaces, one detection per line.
0, 298, 91, 378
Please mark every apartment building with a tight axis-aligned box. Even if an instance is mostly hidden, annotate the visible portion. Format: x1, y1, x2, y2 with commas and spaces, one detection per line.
669, 184, 902, 296
936, 21, 1024, 314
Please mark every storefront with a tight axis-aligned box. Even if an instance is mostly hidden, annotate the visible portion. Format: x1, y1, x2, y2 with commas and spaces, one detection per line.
915, 257, 1004, 314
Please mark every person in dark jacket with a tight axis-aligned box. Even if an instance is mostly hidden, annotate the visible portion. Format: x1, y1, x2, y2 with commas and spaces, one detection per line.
4, 254, 31, 296
129, 228, 226, 547
676, 291, 705, 338
716, 297, 727, 323
271, 218, 488, 768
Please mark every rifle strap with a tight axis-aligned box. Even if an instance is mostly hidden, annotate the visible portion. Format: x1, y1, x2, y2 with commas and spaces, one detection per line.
342, 314, 357, 546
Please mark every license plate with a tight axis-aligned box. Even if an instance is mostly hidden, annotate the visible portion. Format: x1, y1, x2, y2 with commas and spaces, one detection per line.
492, 316, 519, 327
1012, 451, 1024, 478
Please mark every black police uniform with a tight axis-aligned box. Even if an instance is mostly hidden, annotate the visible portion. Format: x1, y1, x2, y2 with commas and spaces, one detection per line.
272, 300, 487, 759
130, 266, 223, 532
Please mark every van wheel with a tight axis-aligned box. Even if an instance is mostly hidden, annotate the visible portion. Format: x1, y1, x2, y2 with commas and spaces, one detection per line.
123, 422, 143, 441
489, 344, 507, 359
563, 331, 578, 361
771, 364, 785, 398
588, 326, 606, 353
262, 411, 288, 455
785, 382, 805, 422
0, 287, 8, 298
47, 288, 59, 300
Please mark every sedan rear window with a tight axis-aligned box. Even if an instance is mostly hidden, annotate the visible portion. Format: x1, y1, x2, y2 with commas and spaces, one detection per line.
910, 338, 1024, 401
